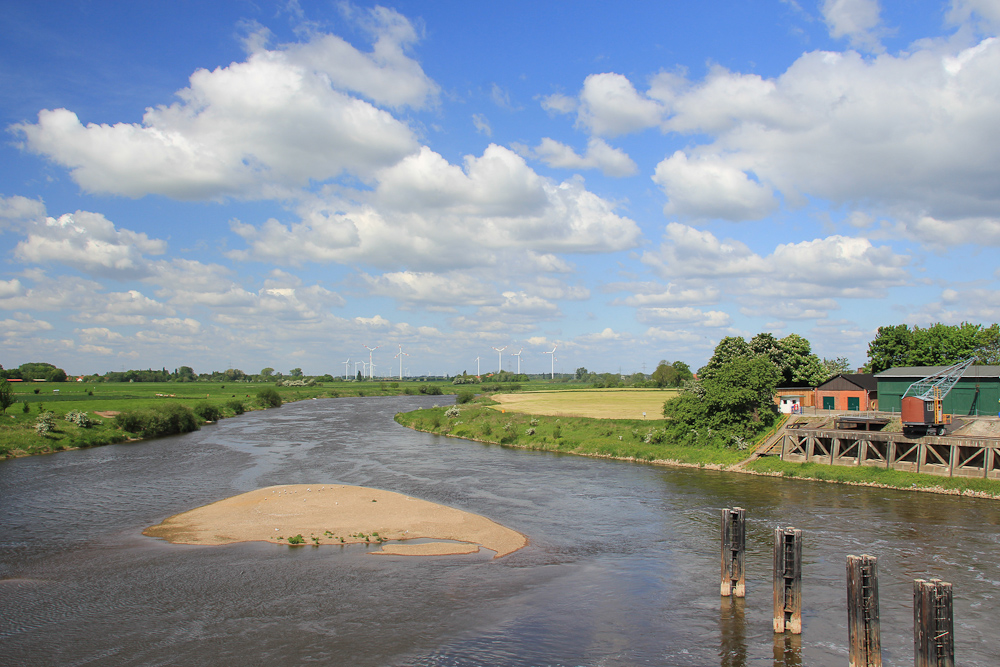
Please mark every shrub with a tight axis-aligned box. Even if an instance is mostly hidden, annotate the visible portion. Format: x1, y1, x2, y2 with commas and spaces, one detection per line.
552, 426, 561, 439
64, 410, 94, 428
114, 404, 199, 438
34, 388, 40, 395
35, 412, 55, 436
525, 427, 536, 436
425, 385, 442, 396
194, 402, 223, 421
456, 390, 475, 404
445, 406, 460, 418
226, 399, 245, 415
22, 401, 29, 413
256, 387, 282, 408
403, 387, 414, 395
287, 534, 305, 545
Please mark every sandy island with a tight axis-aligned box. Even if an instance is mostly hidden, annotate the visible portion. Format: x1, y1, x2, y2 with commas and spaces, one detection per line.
144, 484, 527, 558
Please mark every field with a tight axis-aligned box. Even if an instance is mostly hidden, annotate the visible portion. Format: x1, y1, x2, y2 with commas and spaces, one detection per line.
491, 388, 679, 419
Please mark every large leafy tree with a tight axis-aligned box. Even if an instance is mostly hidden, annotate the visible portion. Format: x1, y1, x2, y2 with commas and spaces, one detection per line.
778, 334, 826, 385
0, 379, 14, 414
866, 322, 1000, 372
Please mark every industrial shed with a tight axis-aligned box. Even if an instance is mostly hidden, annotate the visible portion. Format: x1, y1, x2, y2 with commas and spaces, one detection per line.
815, 374, 878, 411
875, 365, 1000, 415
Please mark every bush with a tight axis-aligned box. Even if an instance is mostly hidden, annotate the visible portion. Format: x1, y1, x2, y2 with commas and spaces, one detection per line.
445, 406, 460, 418
226, 399, 245, 415
256, 387, 282, 408
64, 410, 94, 428
456, 390, 475, 404
194, 402, 223, 421
35, 412, 55, 436
424, 385, 443, 396
114, 404, 199, 438
22, 401, 29, 413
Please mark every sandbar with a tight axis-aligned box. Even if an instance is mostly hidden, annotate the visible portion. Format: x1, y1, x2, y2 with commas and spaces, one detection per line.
144, 484, 527, 558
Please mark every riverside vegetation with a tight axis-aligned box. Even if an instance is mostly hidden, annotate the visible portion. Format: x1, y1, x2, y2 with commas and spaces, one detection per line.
0, 378, 472, 459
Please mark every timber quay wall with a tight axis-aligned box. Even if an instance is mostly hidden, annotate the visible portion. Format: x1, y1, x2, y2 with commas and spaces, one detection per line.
779, 428, 1000, 479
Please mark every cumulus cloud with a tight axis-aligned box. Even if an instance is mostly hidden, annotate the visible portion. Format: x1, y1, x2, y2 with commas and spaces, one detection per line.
0, 314, 53, 337
529, 137, 638, 177
231, 144, 641, 270
361, 270, 497, 308
640, 36, 1000, 237
821, 0, 884, 52
15, 210, 166, 278
576, 73, 664, 136
642, 223, 909, 299
10, 11, 433, 200
652, 151, 777, 220
636, 306, 732, 327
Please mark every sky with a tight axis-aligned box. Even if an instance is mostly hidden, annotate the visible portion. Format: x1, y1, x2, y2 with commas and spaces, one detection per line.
2, 0, 1000, 378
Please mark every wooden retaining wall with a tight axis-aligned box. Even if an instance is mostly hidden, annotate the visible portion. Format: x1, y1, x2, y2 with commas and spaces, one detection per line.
779, 429, 1000, 479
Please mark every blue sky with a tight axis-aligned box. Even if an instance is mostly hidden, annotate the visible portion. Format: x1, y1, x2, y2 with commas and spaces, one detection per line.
2, 0, 999, 377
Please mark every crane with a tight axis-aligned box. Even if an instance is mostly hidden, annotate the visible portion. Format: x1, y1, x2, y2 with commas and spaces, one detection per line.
901, 357, 976, 435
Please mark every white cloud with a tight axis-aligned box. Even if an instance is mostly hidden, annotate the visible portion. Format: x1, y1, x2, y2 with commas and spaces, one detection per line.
609, 282, 720, 307
15, 210, 166, 278
949, 0, 1000, 31
821, 0, 884, 52
636, 306, 732, 327
643, 223, 909, 299
232, 145, 641, 270
472, 113, 492, 136
10, 16, 433, 200
531, 137, 638, 177
361, 271, 496, 308
652, 151, 777, 220
644, 36, 1000, 237
576, 73, 664, 137
0, 195, 46, 230
0, 314, 53, 337
540, 93, 578, 115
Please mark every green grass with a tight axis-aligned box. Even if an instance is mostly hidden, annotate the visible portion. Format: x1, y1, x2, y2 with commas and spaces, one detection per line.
0, 379, 462, 459
745, 457, 1000, 497
395, 400, 747, 467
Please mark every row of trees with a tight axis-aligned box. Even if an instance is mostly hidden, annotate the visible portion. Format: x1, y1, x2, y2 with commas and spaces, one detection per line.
865, 322, 1000, 373
0, 363, 68, 382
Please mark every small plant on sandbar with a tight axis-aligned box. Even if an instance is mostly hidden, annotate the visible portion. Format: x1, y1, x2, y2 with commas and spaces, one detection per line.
287, 534, 305, 545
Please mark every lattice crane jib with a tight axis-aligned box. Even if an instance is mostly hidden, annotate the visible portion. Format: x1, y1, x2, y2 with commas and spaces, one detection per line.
901, 357, 977, 402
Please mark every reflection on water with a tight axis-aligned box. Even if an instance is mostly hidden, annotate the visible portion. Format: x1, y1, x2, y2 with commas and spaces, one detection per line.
719, 596, 747, 667
1, 396, 999, 666
772, 631, 802, 667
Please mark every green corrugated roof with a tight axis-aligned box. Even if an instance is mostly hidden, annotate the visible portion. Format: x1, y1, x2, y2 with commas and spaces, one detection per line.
875, 366, 1000, 379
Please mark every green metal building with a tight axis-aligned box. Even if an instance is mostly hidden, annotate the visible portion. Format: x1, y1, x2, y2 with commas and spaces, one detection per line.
875, 365, 1000, 415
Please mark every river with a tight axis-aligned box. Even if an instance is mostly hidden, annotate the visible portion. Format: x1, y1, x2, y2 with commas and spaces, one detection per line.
1, 396, 998, 666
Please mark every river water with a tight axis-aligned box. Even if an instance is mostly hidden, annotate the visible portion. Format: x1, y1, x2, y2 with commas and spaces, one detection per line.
1, 396, 999, 666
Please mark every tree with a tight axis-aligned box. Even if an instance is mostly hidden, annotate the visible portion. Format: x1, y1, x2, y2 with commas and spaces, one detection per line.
671, 361, 693, 384
866, 325, 914, 373
356, 370, 363, 382
47, 368, 68, 382
224, 368, 246, 382
575, 367, 589, 380
0, 379, 13, 414
651, 362, 678, 388
698, 336, 751, 380
260, 367, 274, 379
176, 366, 195, 382
289, 368, 303, 377
822, 357, 853, 378
778, 334, 825, 386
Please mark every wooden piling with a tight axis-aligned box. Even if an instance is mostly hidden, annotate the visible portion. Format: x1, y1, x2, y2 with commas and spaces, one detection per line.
721, 507, 746, 597
773, 527, 802, 634
847, 554, 881, 667
914, 579, 954, 667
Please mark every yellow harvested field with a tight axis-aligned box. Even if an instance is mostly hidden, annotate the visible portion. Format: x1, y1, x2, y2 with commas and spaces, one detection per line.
491, 389, 676, 420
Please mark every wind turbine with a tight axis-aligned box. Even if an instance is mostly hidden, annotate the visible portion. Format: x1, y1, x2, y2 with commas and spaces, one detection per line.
513, 348, 523, 375
544, 344, 557, 379
355, 360, 366, 379
394, 345, 409, 381
492, 345, 507, 373
342, 358, 350, 380
364, 344, 380, 380
474, 356, 481, 377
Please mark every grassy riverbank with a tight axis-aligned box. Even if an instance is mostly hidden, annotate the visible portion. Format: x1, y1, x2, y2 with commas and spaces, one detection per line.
744, 457, 1000, 497
393, 400, 748, 467
0, 379, 463, 459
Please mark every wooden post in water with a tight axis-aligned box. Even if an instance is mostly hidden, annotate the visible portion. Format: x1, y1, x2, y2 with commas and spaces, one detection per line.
721, 507, 746, 597
847, 554, 881, 667
773, 527, 802, 634
914, 579, 954, 667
